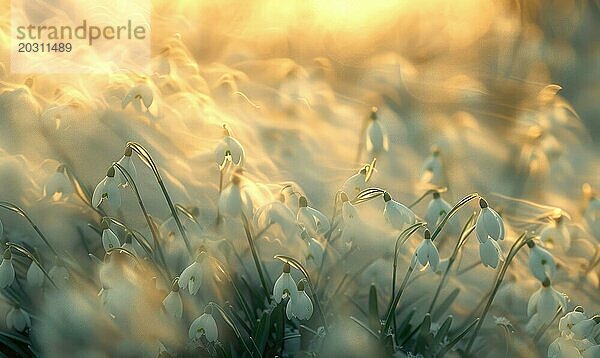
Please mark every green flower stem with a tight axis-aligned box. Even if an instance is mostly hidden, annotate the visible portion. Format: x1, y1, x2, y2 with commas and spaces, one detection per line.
113, 163, 170, 278
241, 213, 272, 303
209, 302, 259, 357
464, 232, 531, 354
427, 213, 476, 314
430, 193, 479, 242
127, 142, 193, 254
274, 255, 328, 333
0, 202, 59, 257
6, 243, 57, 288
211, 257, 257, 327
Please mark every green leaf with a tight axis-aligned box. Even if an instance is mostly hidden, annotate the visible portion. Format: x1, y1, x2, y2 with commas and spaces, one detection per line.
432, 288, 460, 321
415, 313, 432, 353
438, 318, 479, 357
254, 311, 271, 354
396, 307, 416, 340
434, 315, 453, 347
368, 284, 380, 332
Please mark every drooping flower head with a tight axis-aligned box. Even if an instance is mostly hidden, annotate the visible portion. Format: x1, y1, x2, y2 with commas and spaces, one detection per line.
479, 236, 503, 269
189, 305, 218, 342
273, 263, 298, 303
44, 164, 73, 199
0, 249, 15, 289
527, 240, 557, 283
5, 305, 31, 332
420, 146, 444, 185
115, 146, 137, 187
476, 198, 505, 242
218, 171, 253, 219
424, 191, 453, 231
365, 107, 388, 155
286, 280, 313, 321
383, 192, 416, 231
179, 248, 208, 295
162, 279, 183, 320
527, 279, 567, 330
92, 166, 122, 210
540, 214, 571, 252
414, 229, 440, 272
559, 307, 599, 340
215, 125, 245, 169
341, 161, 377, 197
26, 255, 44, 288
297, 196, 330, 236
254, 194, 298, 240
300, 228, 324, 267
100, 218, 121, 253
122, 83, 153, 112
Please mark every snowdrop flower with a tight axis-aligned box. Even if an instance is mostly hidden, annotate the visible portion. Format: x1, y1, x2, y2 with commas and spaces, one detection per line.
559, 308, 599, 340
115, 147, 137, 187
5, 305, 31, 332
548, 336, 589, 358
301, 229, 324, 267
43, 164, 72, 198
297, 196, 330, 236
218, 173, 253, 219
254, 194, 298, 240
101, 219, 121, 253
476, 198, 505, 242
273, 263, 298, 303
179, 250, 207, 295
162, 280, 183, 320
528, 241, 557, 283
415, 230, 440, 271
527, 279, 567, 327
479, 236, 503, 269
341, 162, 376, 198
26, 259, 44, 288
92, 166, 122, 210
540, 215, 571, 252
215, 125, 245, 168
365, 107, 388, 155
48, 261, 69, 289
122, 83, 153, 112
383, 192, 416, 231
339, 193, 360, 244
286, 281, 313, 320
0, 249, 15, 288
189, 307, 218, 342
420, 147, 444, 185
424, 192, 453, 230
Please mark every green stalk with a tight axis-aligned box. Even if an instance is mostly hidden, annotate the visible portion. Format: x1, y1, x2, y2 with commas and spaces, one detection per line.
241, 213, 271, 303
464, 232, 531, 354
0, 202, 59, 257
427, 213, 476, 313
113, 163, 170, 278
209, 302, 259, 357
127, 142, 193, 254
430, 193, 479, 242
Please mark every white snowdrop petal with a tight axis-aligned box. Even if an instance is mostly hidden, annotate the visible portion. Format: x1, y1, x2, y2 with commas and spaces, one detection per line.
102, 229, 121, 252
527, 288, 541, 317
273, 273, 297, 303
27, 261, 45, 287
0, 259, 15, 288
162, 291, 183, 319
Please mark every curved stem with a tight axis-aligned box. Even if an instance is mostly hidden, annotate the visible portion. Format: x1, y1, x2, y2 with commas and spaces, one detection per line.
209, 302, 258, 357
430, 193, 479, 242
113, 163, 170, 278
464, 232, 531, 354
241, 213, 271, 303
6, 242, 57, 288
0, 202, 59, 257
427, 214, 476, 313
274, 255, 328, 332
211, 257, 256, 326
127, 142, 193, 254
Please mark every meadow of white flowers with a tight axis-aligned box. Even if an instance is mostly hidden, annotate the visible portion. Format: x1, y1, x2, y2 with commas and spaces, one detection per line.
0, 1, 598, 357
